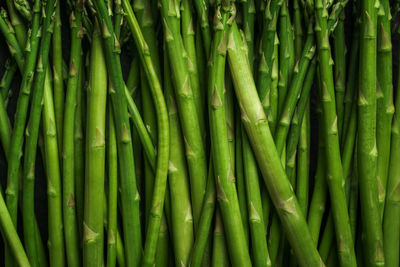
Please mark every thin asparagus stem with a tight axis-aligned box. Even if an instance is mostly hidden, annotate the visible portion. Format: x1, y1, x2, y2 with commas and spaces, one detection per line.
119, 1, 170, 265
376, 0, 394, 215
192, 0, 212, 56
157, 0, 206, 231
52, 2, 64, 155
382, 30, 400, 267
92, 1, 145, 266
227, 19, 322, 267
314, 0, 356, 265
0, 59, 17, 105
164, 47, 194, 266
212, 209, 230, 267
63, 2, 84, 265
358, 0, 385, 264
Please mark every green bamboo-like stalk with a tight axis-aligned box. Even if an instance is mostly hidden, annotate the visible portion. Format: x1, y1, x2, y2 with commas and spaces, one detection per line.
277, 1, 295, 114
74, 62, 85, 238
182, 0, 205, 137
106, 105, 117, 267
314, 0, 357, 265
228, 20, 322, 267
242, 130, 271, 267
0, 193, 30, 267
0, 10, 24, 70
257, 0, 282, 118
164, 46, 194, 266
212, 209, 230, 267
332, 12, 346, 138
274, 30, 315, 156
41, 68, 65, 267
382, 28, 400, 266
63, 2, 84, 265
285, 59, 316, 186
208, 3, 252, 266
120, 1, 170, 266
158, 0, 206, 231
83, 26, 107, 265
13, 0, 31, 21
376, 0, 394, 215
268, 36, 279, 133
235, 116, 249, 244
189, 162, 215, 267
293, 0, 304, 60
358, 0, 384, 265
192, 0, 212, 56
6, 1, 52, 266
243, 0, 256, 69
92, 1, 146, 266
5, 0, 26, 46
296, 100, 310, 215
52, 2, 64, 154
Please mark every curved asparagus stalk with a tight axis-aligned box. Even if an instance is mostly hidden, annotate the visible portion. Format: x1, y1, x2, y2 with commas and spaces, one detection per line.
358, 0, 385, 265
0, 59, 17, 104
0, 10, 24, 70
227, 19, 322, 267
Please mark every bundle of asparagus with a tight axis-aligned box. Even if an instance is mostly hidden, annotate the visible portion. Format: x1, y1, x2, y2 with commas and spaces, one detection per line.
0, 0, 399, 266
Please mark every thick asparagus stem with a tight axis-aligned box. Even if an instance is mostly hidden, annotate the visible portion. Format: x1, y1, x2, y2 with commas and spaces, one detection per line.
228, 19, 323, 267
358, 0, 385, 265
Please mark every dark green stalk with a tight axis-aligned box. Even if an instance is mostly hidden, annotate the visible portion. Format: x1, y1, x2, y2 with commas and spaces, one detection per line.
376, 0, 394, 215
257, 0, 282, 118
268, 36, 279, 133
293, 0, 304, 60
5, 0, 40, 265
0, 59, 17, 105
106, 104, 117, 267
158, 0, 206, 231
228, 20, 322, 267
277, 1, 295, 114
285, 59, 316, 187
13, 0, 31, 21
242, 130, 271, 267
164, 46, 194, 266
182, 0, 205, 137
63, 2, 84, 265
93, 1, 151, 266
0, 10, 24, 70
243, 0, 256, 69
120, 1, 170, 266
189, 163, 215, 267
358, 0, 384, 265
192, 0, 212, 56
274, 30, 315, 156
52, 2, 64, 155
314, 0, 356, 265
5, 0, 26, 46
382, 35, 400, 267
332, 12, 346, 138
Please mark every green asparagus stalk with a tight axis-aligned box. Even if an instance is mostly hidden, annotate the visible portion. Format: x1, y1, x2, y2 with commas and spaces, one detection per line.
358, 0, 385, 264
314, 0, 356, 265
13, 0, 31, 21
376, 0, 394, 215
227, 19, 322, 267
63, 2, 84, 265
192, 0, 212, 56
158, 0, 206, 231
382, 29, 400, 267
92, 1, 146, 266
4, 0, 26, 47
0, 10, 24, 70
0, 59, 17, 105
208, 2, 252, 266
83, 26, 107, 265
106, 105, 117, 267
52, 2, 64, 155
119, 1, 170, 265
212, 209, 230, 267
164, 44, 194, 266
